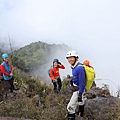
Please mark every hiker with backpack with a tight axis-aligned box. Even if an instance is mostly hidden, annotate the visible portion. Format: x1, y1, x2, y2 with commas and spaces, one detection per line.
83, 60, 94, 69
66, 50, 86, 120
49, 59, 65, 93
83, 60, 96, 88
0, 53, 15, 96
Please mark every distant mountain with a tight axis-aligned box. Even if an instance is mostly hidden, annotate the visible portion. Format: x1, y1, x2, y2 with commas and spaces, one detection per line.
12, 41, 71, 77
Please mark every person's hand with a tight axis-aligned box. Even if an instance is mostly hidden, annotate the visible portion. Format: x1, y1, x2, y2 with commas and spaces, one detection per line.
53, 79, 57, 83
67, 74, 70, 79
10, 73, 13, 76
58, 62, 61, 65
78, 95, 82, 102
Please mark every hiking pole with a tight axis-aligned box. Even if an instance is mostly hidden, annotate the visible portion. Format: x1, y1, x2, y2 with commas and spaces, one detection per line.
8, 35, 13, 54
8, 34, 14, 61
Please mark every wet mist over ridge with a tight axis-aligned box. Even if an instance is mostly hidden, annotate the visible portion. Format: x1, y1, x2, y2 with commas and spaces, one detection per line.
0, 0, 120, 96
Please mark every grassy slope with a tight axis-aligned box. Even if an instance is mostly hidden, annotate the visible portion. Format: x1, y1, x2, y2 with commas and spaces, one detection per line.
0, 69, 120, 120
0, 42, 120, 120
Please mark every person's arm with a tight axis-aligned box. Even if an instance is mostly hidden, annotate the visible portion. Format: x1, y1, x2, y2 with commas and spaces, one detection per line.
77, 66, 86, 96
0, 65, 3, 76
1, 65, 10, 76
0, 70, 3, 76
49, 68, 56, 81
58, 63, 65, 69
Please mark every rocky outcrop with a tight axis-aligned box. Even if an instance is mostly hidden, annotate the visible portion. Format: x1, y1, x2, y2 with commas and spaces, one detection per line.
84, 97, 120, 120
82, 86, 120, 120
84, 87, 111, 99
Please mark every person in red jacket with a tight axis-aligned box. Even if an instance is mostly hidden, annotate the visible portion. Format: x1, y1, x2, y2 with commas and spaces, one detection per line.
1, 53, 15, 96
0, 65, 3, 76
0, 65, 4, 81
49, 59, 65, 93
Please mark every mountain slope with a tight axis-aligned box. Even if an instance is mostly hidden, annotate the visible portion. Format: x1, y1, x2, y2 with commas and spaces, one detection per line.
12, 41, 71, 80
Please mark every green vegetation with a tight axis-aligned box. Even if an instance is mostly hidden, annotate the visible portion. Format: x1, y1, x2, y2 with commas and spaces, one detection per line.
0, 68, 71, 120
12, 41, 70, 72
0, 72, 120, 120
0, 41, 120, 120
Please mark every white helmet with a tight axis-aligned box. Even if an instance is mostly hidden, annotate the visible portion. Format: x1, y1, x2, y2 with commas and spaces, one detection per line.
66, 50, 79, 58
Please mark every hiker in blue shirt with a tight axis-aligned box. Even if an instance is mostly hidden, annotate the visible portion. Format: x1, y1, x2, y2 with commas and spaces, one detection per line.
66, 50, 86, 120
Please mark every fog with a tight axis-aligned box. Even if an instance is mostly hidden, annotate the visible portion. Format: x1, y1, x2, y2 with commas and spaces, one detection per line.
0, 0, 120, 95
27, 44, 72, 83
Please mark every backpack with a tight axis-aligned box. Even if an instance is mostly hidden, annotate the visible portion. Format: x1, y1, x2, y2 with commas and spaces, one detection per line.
79, 64, 95, 90
48, 66, 54, 76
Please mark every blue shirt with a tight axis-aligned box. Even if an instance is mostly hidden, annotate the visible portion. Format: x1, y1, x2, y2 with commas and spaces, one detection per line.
71, 61, 86, 95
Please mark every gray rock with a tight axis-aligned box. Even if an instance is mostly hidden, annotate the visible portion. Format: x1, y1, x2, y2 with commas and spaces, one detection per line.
84, 97, 120, 120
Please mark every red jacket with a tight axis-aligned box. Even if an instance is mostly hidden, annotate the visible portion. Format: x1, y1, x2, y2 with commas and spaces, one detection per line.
0, 65, 3, 76
1, 62, 14, 77
50, 64, 65, 81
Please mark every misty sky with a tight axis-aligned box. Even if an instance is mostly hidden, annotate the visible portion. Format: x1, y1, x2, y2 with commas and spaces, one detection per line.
0, 0, 120, 95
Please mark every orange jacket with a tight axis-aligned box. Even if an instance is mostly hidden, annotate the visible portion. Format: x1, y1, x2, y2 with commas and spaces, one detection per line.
50, 64, 65, 81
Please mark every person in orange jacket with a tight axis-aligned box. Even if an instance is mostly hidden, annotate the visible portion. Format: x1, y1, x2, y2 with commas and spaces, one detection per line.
83, 60, 94, 69
0, 53, 15, 96
49, 59, 65, 93
84, 59, 96, 88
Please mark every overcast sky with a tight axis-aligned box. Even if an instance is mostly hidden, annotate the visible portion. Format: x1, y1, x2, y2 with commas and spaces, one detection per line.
0, 0, 120, 95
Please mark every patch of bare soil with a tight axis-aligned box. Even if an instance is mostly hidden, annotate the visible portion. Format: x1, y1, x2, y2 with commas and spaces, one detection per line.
0, 117, 31, 120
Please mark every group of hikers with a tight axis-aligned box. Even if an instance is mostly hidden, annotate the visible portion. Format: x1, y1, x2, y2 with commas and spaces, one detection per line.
0, 51, 95, 120
48, 50, 95, 120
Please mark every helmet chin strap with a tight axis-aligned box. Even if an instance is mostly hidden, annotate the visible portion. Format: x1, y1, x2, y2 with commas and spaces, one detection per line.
72, 57, 77, 66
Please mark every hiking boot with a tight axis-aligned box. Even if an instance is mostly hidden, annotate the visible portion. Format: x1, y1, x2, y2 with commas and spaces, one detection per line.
14, 87, 20, 90
54, 89, 58, 94
10, 92, 16, 97
68, 113, 75, 120
80, 117, 84, 120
